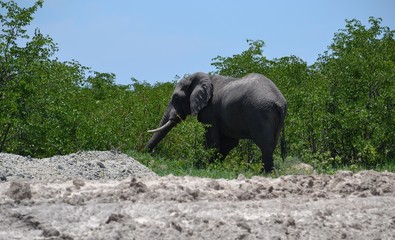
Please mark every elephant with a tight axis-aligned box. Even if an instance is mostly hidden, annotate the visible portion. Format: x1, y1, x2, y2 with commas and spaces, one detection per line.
146, 72, 287, 173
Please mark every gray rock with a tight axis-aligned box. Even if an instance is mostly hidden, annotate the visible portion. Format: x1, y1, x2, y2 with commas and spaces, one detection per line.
0, 151, 157, 181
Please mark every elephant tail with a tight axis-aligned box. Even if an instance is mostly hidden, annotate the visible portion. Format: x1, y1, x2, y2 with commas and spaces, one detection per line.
280, 125, 287, 161
277, 103, 287, 161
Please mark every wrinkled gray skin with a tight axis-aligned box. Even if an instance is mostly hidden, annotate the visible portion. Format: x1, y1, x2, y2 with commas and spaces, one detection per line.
147, 72, 287, 172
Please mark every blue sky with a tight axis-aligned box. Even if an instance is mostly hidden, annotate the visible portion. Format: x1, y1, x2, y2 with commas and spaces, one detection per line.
22, 0, 395, 85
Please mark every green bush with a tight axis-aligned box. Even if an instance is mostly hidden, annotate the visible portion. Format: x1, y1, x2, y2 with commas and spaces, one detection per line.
317, 17, 395, 165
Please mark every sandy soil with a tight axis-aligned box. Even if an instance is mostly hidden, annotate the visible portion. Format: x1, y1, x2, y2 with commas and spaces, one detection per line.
0, 152, 395, 239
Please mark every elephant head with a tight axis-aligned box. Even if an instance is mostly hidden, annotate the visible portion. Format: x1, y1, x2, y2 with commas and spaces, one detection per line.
146, 72, 213, 151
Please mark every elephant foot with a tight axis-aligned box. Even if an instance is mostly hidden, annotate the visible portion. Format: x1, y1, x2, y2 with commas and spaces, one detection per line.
261, 162, 275, 174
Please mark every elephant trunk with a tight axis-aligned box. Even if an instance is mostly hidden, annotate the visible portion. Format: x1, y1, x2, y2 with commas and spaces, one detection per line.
146, 105, 176, 151
146, 121, 176, 151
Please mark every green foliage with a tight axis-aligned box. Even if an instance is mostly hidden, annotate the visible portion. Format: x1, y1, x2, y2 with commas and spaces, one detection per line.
130, 149, 262, 179
212, 39, 270, 77
0, 0, 65, 156
317, 17, 395, 165
0, 0, 393, 175
0, 1, 173, 157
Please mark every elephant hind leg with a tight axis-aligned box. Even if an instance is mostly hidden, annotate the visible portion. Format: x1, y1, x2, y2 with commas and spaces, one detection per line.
251, 125, 278, 173
204, 128, 238, 163
261, 148, 275, 173
259, 132, 278, 173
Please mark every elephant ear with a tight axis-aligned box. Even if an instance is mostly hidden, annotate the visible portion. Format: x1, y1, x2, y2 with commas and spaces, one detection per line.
189, 75, 213, 116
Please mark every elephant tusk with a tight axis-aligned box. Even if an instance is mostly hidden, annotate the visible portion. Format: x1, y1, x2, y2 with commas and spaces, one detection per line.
147, 120, 174, 133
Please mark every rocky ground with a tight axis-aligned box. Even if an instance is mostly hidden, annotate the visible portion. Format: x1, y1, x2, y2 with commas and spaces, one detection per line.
0, 151, 394, 239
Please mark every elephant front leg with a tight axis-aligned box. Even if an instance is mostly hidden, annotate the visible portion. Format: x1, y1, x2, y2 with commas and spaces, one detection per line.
218, 135, 239, 158
203, 125, 219, 149
203, 125, 239, 163
203, 126, 221, 163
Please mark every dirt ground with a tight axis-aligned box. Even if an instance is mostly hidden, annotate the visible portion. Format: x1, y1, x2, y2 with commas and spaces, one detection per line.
1, 170, 395, 239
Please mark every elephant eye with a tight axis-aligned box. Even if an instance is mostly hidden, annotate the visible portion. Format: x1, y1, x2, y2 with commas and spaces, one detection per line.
173, 93, 184, 101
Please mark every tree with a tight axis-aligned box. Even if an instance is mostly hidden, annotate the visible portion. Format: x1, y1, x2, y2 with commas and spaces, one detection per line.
0, 0, 176, 157
317, 17, 395, 165
211, 39, 270, 78
1, 0, 52, 153
0, 1, 90, 156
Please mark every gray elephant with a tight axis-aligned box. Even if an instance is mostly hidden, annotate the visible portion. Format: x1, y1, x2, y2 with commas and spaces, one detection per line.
146, 72, 287, 173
